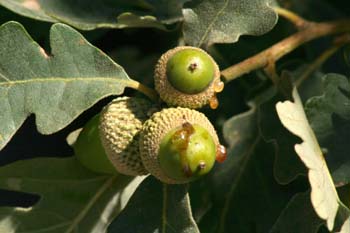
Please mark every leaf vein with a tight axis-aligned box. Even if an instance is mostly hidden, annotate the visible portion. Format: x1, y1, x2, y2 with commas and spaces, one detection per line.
23, 221, 71, 233
64, 176, 117, 233
217, 135, 260, 233
0, 72, 10, 82
0, 176, 109, 184
196, 0, 229, 47
0, 77, 130, 87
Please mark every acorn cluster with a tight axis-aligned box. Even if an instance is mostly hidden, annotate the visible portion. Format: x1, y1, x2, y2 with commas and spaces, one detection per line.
74, 46, 226, 184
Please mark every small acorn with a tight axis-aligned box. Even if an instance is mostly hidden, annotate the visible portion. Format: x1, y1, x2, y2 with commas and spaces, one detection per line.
99, 96, 154, 176
154, 46, 224, 109
139, 107, 227, 184
74, 114, 118, 175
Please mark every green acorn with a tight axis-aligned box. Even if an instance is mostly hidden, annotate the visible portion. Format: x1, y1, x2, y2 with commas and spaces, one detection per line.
139, 107, 227, 184
74, 114, 117, 175
154, 46, 223, 109
99, 96, 154, 176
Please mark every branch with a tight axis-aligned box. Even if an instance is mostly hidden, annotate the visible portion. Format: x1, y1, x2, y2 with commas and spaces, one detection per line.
221, 19, 350, 83
295, 34, 350, 86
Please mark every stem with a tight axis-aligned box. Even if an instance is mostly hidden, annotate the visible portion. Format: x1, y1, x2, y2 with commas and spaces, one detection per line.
273, 7, 309, 28
221, 19, 350, 83
296, 34, 350, 86
128, 79, 159, 102
263, 60, 279, 86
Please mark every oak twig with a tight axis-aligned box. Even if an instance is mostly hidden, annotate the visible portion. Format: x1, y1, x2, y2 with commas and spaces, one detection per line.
295, 34, 350, 86
221, 12, 350, 83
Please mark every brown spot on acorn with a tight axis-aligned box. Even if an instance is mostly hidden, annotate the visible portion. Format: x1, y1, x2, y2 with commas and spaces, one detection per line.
139, 107, 226, 184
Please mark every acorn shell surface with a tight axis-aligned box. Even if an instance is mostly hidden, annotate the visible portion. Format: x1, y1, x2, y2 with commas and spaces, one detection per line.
139, 107, 219, 184
154, 46, 220, 109
99, 96, 152, 176
74, 114, 117, 175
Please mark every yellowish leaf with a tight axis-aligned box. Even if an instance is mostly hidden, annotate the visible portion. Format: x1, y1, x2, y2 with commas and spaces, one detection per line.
276, 88, 339, 231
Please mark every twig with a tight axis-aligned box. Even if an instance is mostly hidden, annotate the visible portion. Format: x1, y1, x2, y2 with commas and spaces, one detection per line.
295, 34, 350, 86
264, 60, 279, 85
221, 19, 350, 83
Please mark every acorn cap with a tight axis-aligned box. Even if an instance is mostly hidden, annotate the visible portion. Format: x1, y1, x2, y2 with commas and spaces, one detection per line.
139, 107, 220, 184
154, 46, 221, 109
99, 96, 153, 176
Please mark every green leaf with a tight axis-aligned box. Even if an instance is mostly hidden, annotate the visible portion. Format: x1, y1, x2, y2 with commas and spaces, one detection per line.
270, 192, 324, 233
258, 88, 306, 184
195, 90, 295, 233
0, 0, 55, 22
328, 116, 350, 186
183, 0, 278, 46
0, 157, 145, 233
0, 21, 138, 151
0, 0, 188, 30
144, 0, 190, 24
276, 87, 343, 231
304, 74, 350, 186
114, 13, 165, 30
108, 176, 199, 233
305, 74, 350, 142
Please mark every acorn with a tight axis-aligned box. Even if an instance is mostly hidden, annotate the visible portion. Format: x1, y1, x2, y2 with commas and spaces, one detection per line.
139, 107, 227, 184
74, 114, 118, 175
99, 96, 154, 176
154, 46, 224, 109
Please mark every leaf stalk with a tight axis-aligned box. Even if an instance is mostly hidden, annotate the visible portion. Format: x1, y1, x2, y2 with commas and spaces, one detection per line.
128, 80, 159, 102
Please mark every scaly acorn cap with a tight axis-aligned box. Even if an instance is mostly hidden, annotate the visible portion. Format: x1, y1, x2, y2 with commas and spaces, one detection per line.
99, 96, 153, 176
139, 107, 221, 184
154, 46, 222, 109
